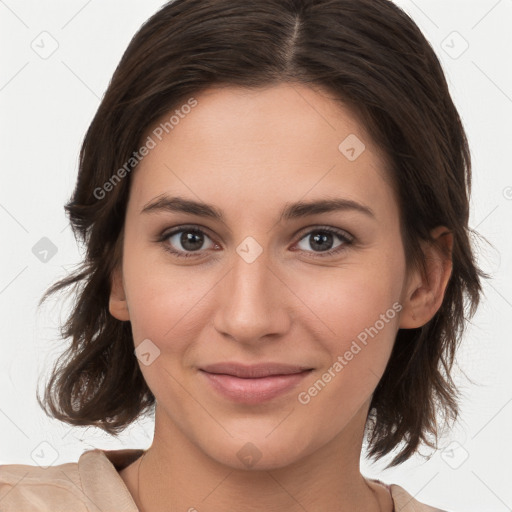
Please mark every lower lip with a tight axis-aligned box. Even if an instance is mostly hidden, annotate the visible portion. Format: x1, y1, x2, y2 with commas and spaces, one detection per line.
200, 370, 312, 404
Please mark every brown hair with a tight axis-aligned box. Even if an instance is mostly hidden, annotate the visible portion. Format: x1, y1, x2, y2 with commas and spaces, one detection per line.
36, 0, 489, 468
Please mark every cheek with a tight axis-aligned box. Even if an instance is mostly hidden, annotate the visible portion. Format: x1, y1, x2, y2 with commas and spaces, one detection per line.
290, 258, 403, 399
122, 245, 216, 350
296, 274, 401, 421
294, 261, 402, 339
122, 262, 215, 396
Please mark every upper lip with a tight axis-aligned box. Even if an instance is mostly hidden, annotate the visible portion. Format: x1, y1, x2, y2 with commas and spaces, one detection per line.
200, 362, 313, 379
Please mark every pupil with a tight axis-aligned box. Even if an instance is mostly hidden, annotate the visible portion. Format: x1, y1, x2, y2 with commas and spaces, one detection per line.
311, 232, 333, 251
182, 231, 203, 251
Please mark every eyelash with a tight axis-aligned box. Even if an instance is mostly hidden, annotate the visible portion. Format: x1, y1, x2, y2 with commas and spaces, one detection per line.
156, 224, 355, 260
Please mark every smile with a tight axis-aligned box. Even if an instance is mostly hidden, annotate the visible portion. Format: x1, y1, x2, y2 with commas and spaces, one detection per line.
199, 369, 313, 404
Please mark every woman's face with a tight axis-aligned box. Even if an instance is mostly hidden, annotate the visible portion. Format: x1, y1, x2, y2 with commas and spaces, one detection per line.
111, 83, 413, 469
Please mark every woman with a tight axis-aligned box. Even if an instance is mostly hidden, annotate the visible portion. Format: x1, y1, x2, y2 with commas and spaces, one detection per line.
0, 0, 486, 510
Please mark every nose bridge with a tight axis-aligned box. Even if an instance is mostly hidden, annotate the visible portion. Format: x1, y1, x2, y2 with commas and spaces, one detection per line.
213, 241, 289, 342
231, 245, 271, 302
227, 243, 276, 314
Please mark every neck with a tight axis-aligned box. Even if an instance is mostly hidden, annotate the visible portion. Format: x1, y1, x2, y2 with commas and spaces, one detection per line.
122, 406, 391, 512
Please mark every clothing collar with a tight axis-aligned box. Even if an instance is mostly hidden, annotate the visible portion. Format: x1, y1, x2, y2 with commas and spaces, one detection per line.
78, 448, 142, 511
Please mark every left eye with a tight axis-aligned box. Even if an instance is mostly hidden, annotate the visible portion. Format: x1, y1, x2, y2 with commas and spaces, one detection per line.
159, 226, 354, 259
294, 227, 353, 257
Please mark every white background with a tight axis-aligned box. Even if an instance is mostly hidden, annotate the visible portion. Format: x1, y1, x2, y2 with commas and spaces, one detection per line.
0, 1, 511, 511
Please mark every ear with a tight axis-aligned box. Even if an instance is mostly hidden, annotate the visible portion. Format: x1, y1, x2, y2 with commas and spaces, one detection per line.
399, 226, 453, 329
109, 264, 130, 321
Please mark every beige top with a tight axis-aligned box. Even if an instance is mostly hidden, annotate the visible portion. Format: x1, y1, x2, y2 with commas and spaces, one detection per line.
0, 448, 448, 511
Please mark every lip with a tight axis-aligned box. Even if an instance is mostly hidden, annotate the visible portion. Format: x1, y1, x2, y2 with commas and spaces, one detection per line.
200, 362, 313, 378
199, 363, 313, 404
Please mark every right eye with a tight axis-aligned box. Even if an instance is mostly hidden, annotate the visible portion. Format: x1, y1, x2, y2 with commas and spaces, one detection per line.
159, 226, 219, 258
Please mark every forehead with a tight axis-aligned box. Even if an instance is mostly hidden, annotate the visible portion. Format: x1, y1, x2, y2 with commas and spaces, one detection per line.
129, 83, 396, 223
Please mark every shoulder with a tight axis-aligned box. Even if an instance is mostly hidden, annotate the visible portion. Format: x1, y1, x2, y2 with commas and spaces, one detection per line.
0, 448, 142, 512
390, 483, 452, 512
0, 457, 86, 511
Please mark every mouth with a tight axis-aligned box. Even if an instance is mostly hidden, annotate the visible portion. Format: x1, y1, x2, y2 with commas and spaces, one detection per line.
198, 363, 314, 404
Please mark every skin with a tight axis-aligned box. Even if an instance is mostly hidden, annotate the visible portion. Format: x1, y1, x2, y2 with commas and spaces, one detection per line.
109, 83, 453, 512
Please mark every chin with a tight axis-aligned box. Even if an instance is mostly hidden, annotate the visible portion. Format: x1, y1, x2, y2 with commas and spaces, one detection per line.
201, 431, 316, 471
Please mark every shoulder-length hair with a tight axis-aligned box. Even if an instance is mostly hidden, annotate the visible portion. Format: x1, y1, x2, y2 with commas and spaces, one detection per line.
37, 0, 488, 468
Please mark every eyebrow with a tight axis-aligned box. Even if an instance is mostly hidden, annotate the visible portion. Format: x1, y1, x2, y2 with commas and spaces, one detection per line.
141, 194, 375, 222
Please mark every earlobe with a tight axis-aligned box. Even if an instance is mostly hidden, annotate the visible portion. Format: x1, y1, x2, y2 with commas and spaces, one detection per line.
399, 226, 453, 329
109, 265, 130, 321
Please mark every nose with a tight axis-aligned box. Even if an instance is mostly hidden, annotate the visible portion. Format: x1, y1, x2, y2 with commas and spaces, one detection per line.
212, 247, 291, 346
